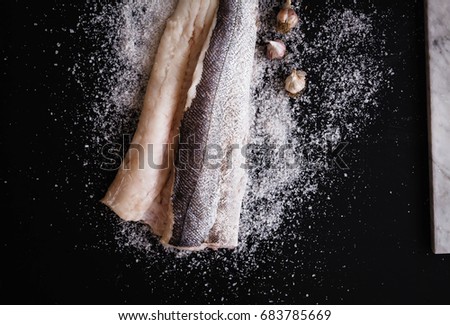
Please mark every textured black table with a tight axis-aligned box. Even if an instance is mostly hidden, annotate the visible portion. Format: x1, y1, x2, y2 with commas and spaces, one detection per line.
2, 0, 449, 304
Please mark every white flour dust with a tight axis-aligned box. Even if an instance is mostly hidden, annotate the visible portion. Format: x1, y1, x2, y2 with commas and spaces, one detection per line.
74, 0, 391, 277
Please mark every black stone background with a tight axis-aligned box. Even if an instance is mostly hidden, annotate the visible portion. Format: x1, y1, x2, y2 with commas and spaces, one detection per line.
2, 0, 450, 304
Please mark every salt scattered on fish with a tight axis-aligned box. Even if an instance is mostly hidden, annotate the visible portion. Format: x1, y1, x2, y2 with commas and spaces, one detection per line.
70, 0, 390, 301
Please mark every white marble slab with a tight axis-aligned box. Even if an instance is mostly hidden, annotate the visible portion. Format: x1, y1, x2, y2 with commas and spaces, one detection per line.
427, 0, 450, 254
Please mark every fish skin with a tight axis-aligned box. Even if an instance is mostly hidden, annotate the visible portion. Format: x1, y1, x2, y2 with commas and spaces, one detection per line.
170, 0, 258, 248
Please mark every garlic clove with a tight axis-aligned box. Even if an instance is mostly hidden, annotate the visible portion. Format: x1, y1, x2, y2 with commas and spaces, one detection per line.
285, 69, 307, 96
267, 40, 286, 60
277, 4, 299, 33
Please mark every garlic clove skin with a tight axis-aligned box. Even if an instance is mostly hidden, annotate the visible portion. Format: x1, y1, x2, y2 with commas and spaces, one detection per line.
277, 8, 299, 33
285, 69, 307, 96
267, 40, 286, 60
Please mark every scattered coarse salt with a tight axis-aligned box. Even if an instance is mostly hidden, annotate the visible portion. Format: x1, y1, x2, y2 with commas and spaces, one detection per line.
72, 0, 389, 299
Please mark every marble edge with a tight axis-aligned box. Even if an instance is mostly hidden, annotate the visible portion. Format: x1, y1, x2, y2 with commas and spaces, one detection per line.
426, 0, 450, 254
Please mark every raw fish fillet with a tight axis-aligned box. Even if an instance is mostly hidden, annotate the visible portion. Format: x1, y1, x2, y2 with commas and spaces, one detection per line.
101, 0, 258, 250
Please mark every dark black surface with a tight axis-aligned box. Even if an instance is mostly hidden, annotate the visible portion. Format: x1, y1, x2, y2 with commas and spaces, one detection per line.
2, 0, 450, 304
